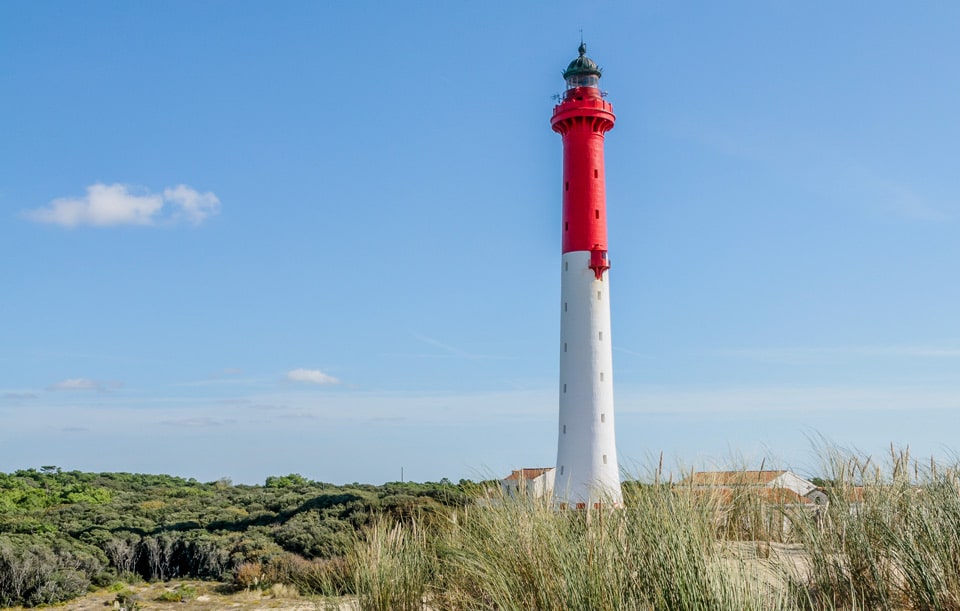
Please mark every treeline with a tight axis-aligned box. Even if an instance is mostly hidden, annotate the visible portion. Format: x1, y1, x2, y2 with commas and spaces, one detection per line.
0, 467, 479, 607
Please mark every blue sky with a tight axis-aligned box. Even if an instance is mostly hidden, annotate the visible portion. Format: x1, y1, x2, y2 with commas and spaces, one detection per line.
2, 2, 959, 484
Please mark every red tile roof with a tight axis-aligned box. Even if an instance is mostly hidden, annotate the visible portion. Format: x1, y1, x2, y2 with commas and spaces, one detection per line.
504, 468, 554, 481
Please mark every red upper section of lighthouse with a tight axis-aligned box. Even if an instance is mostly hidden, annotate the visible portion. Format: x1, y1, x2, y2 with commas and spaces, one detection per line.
551, 43, 615, 267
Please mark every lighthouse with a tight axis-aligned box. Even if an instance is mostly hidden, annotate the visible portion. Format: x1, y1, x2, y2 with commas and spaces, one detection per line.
552, 43, 622, 508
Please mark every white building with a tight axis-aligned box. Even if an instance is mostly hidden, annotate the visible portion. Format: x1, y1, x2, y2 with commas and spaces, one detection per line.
501, 468, 556, 501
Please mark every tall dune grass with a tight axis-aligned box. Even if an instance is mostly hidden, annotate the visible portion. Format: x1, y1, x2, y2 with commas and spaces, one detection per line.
787, 446, 960, 610
350, 446, 960, 610
353, 482, 796, 609
353, 519, 434, 611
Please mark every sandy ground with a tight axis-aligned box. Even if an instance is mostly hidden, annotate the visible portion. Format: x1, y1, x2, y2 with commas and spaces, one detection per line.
5, 581, 358, 611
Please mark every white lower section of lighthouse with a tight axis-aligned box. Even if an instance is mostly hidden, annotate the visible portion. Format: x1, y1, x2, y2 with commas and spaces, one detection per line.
555, 250, 622, 507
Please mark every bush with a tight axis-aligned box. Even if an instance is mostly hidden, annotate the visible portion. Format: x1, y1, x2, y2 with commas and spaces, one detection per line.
156, 583, 197, 602
263, 552, 355, 596
114, 589, 141, 610
274, 512, 352, 558
234, 561, 265, 590
0, 535, 105, 607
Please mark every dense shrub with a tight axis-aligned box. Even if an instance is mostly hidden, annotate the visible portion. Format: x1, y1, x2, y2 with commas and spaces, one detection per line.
0, 534, 107, 607
0, 468, 474, 606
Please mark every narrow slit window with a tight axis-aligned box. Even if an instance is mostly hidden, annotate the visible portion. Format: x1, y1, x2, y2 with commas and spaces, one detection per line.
564, 222, 569, 231
600, 372, 604, 381
560, 466, 564, 475
595, 209, 600, 219
563, 383, 567, 393
564, 343, 567, 352
601, 413, 606, 423
594, 169, 599, 178
564, 302, 567, 312
564, 261, 569, 271
565, 181, 569, 192
563, 425, 567, 434
603, 454, 608, 465
599, 331, 603, 341
597, 291, 602, 300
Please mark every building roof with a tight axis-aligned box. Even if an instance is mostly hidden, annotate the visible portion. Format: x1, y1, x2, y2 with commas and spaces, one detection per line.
503, 468, 554, 481
684, 470, 788, 487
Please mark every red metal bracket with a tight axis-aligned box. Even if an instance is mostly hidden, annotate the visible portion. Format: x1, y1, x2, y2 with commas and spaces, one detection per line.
589, 247, 610, 280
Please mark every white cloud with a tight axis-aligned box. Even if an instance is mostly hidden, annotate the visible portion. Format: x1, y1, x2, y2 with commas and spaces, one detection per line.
23, 183, 220, 227
286, 368, 340, 385
46, 378, 122, 392
48, 378, 102, 391
163, 184, 221, 225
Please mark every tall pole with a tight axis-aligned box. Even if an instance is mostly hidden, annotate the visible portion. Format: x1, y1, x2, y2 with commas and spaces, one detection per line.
552, 43, 622, 508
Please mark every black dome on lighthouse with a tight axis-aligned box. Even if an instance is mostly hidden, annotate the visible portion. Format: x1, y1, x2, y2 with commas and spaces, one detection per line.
563, 42, 602, 79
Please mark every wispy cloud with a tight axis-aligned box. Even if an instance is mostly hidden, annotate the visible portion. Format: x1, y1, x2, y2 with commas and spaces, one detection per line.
716, 344, 960, 362
885, 184, 953, 222
175, 377, 260, 388
667, 118, 955, 223
247, 403, 289, 411
2, 392, 38, 401
160, 417, 236, 428
399, 333, 514, 360
286, 368, 340, 385
276, 409, 317, 420
613, 346, 657, 358
23, 183, 220, 227
47, 378, 114, 391
414, 333, 476, 358
215, 398, 253, 407
617, 384, 960, 415
162, 184, 221, 225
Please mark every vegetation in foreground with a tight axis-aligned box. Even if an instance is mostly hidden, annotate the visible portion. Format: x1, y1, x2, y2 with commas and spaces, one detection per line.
5, 445, 960, 609
353, 446, 960, 610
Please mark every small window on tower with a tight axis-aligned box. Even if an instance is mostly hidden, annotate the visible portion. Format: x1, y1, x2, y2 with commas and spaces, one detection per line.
597, 291, 602, 300
594, 169, 599, 178
599, 331, 603, 341
564, 222, 569, 231
565, 181, 569, 192
600, 372, 604, 381
601, 413, 606, 423
564, 343, 567, 352
595, 209, 600, 219
563, 383, 567, 393
564, 302, 567, 312
563, 425, 567, 434
603, 454, 608, 465
560, 466, 564, 475
564, 261, 569, 271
